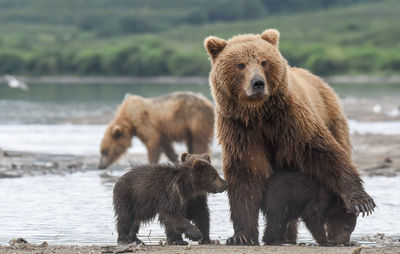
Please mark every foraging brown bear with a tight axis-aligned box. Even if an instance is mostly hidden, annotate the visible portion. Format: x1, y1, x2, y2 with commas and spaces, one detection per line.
113, 153, 228, 245
262, 172, 357, 246
204, 29, 375, 245
98, 92, 214, 169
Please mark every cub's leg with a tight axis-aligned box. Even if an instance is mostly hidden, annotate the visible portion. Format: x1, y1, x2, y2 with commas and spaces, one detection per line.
164, 227, 187, 245
117, 219, 142, 245
186, 195, 211, 244
263, 215, 288, 245
303, 215, 329, 246
159, 213, 202, 242
284, 220, 298, 244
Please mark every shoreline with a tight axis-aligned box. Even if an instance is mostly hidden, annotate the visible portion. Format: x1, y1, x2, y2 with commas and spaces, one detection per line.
1, 75, 400, 85
1, 243, 399, 254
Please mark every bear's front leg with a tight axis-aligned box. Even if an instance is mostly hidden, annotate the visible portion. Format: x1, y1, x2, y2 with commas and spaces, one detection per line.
300, 124, 376, 216
225, 171, 265, 245
185, 195, 211, 244
159, 212, 203, 242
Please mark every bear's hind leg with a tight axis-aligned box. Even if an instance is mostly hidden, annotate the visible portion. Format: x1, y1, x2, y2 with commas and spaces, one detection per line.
117, 217, 142, 245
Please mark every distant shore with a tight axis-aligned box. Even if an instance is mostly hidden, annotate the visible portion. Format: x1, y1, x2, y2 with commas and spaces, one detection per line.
1, 75, 400, 85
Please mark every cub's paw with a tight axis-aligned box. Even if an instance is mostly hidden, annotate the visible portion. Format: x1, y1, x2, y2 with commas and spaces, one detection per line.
168, 239, 188, 245
199, 239, 220, 245
184, 227, 203, 241
319, 241, 338, 247
226, 235, 258, 245
342, 190, 376, 217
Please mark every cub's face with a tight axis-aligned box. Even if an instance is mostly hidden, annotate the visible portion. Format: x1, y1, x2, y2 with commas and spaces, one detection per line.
181, 153, 228, 194
325, 210, 357, 245
98, 124, 131, 169
204, 29, 286, 107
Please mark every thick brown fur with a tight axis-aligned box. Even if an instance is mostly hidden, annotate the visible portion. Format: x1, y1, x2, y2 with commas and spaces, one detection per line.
262, 172, 357, 246
204, 29, 375, 245
99, 92, 214, 168
113, 153, 227, 245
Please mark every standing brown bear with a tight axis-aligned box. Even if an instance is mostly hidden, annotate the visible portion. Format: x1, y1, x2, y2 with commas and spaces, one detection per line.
204, 29, 375, 245
99, 92, 214, 169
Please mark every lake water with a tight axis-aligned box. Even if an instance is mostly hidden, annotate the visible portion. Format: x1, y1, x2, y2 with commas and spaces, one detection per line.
0, 170, 398, 246
0, 82, 400, 246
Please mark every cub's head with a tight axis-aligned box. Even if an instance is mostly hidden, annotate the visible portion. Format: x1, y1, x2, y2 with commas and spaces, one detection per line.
325, 205, 357, 245
204, 29, 287, 109
98, 123, 132, 169
181, 153, 228, 194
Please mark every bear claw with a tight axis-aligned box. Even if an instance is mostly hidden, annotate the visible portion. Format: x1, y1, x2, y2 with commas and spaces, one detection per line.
226, 235, 258, 245
344, 192, 376, 217
184, 228, 202, 241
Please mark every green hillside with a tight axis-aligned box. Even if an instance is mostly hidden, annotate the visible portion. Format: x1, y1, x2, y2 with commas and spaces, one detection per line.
0, 0, 398, 76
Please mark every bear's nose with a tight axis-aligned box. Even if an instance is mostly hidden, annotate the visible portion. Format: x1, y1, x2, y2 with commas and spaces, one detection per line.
251, 75, 265, 92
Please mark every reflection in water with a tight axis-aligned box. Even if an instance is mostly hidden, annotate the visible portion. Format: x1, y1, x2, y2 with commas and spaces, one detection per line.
0, 171, 398, 246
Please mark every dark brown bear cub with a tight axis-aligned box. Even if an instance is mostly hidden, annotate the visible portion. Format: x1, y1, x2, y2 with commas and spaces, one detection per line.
113, 153, 228, 245
262, 172, 357, 246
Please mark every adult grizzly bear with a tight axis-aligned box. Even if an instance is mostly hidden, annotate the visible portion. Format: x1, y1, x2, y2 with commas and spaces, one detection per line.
204, 29, 375, 245
98, 92, 214, 169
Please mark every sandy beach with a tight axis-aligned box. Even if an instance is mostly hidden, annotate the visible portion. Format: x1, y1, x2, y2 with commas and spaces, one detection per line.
1, 240, 400, 254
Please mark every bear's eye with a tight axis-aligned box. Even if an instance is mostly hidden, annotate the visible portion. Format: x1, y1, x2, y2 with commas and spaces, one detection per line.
261, 60, 267, 67
237, 63, 246, 70
101, 149, 108, 156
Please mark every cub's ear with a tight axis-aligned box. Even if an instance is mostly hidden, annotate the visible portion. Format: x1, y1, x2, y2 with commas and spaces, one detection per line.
261, 29, 280, 46
181, 153, 188, 162
200, 153, 211, 162
192, 159, 209, 170
111, 125, 123, 139
204, 36, 227, 63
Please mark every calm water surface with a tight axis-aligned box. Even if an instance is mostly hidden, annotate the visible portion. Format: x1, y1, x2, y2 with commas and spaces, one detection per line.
0, 171, 398, 246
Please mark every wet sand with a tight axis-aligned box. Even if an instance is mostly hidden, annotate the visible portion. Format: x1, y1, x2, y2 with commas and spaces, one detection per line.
1, 240, 399, 254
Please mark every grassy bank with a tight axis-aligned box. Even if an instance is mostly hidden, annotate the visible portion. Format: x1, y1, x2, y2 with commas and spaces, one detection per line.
0, 0, 399, 76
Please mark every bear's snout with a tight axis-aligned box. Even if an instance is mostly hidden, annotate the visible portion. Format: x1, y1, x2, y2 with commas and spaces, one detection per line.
98, 156, 110, 169
251, 75, 265, 92
246, 74, 267, 97
214, 178, 228, 193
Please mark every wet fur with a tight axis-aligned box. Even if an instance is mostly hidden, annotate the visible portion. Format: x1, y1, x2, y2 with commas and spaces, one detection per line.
100, 92, 214, 167
204, 29, 375, 244
262, 172, 357, 246
113, 154, 226, 245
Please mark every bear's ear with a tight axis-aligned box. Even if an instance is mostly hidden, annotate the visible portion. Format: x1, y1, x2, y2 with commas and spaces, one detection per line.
200, 153, 211, 162
181, 153, 188, 162
204, 36, 227, 63
111, 125, 123, 139
192, 159, 209, 171
261, 29, 280, 46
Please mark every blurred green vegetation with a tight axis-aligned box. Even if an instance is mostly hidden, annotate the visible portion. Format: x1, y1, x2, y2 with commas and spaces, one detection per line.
0, 0, 399, 76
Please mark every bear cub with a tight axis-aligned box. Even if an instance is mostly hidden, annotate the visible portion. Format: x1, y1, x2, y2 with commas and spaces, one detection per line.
262, 172, 357, 246
113, 153, 228, 245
